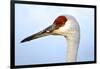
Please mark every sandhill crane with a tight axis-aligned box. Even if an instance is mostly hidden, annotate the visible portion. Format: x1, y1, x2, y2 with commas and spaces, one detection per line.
21, 15, 80, 62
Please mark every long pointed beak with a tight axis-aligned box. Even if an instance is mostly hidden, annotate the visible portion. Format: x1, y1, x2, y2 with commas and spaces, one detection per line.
21, 25, 55, 43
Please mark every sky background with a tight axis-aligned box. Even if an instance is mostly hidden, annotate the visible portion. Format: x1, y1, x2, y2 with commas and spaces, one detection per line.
15, 3, 94, 65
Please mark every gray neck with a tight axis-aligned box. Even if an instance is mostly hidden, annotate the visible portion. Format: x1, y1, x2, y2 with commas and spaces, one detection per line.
65, 36, 80, 62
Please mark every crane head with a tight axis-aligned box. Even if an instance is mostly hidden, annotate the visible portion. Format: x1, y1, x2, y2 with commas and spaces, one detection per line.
21, 15, 79, 43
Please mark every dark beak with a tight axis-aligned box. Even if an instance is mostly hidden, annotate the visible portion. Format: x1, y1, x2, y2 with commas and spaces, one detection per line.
21, 25, 55, 43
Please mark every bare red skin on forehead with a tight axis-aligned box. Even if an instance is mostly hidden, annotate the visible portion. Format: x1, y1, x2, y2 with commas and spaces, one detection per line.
53, 16, 67, 29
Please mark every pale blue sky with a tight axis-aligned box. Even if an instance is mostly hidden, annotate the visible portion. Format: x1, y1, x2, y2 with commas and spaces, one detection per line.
15, 4, 94, 65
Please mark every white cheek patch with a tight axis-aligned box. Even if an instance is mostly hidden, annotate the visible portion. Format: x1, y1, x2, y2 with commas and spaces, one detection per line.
57, 19, 79, 35
52, 16, 80, 38
57, 20, 71, 34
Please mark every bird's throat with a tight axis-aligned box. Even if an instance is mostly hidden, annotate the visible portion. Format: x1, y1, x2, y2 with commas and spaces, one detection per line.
65, 36, 80, 62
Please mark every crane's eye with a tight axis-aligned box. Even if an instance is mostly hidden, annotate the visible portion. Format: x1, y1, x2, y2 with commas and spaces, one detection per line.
53, 16, 67, 29
46, 30, 50, 33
